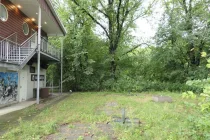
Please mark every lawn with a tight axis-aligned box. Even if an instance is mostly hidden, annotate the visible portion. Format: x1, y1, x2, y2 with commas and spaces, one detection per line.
1, 92, 201, 140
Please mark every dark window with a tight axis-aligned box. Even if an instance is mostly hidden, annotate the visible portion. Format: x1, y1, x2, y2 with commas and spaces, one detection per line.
30, 66, 35, 73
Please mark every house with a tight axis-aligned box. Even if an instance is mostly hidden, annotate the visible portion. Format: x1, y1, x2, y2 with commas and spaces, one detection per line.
0, 0, 66, 106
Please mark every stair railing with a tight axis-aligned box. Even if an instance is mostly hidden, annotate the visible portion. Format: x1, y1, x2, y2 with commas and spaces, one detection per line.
20, 32, 37, 48
16, 32, 37, 64
0, 32, 37, 64
0, 32, 60, 65
0, 35, 5, 41
0, 32, 19, 62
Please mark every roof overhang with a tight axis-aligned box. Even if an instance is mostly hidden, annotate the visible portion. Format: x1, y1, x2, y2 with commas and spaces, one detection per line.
9, 0, 66, 36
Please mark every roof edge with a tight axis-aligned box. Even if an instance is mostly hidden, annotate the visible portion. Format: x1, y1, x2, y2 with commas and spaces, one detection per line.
45, 0, 67, 36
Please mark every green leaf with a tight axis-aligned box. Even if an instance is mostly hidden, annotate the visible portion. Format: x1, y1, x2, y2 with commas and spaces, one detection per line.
206, 64, 210, 68
201, 52, 207, 57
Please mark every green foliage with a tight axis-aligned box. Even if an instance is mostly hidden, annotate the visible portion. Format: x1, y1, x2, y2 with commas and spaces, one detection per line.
47, 0, 210, 92
186, 113, 210, 140
182, 91, 196, 99
200, 89, 210, 112
101, 74, 197, 92
2, 120, 57, 140
181, 79, 210, 139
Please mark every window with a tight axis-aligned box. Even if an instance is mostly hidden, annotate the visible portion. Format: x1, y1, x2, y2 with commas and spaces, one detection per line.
0, 3, 8, 22
22, 22, 29, 35
30, 66, 35, 73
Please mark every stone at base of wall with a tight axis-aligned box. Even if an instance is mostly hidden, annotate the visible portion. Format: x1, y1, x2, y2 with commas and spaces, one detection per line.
0, 101, 19, 109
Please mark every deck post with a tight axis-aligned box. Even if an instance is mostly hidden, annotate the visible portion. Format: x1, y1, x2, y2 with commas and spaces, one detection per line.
6, 42, 8, 62
37, 6, 41, 104
19, 47, 20, 64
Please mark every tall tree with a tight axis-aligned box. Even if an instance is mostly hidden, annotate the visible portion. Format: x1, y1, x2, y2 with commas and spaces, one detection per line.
71, 0, 153, 79
155, 0, 210, 80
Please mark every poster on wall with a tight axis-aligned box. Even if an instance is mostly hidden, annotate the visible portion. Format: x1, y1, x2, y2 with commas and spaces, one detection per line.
0, 72, 18, 105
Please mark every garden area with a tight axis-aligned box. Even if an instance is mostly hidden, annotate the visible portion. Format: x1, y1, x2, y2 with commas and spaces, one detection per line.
1, 91, 209, 140
2, 0, 210, 139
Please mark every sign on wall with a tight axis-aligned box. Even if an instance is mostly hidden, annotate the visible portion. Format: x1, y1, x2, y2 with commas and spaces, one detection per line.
31, 74, 45, 81
0, 72, 18, 105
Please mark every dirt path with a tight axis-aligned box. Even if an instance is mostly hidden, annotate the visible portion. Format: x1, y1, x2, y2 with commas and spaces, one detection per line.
46, 123, 116, 140
44, 101, 121, 140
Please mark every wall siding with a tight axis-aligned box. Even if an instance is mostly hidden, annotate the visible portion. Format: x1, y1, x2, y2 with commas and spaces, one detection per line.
0, 0, 47, 44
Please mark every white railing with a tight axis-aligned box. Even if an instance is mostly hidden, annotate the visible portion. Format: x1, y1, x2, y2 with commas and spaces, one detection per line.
10, 33, 37, 64
0, 36, 5, 41
0, 33, 35, 64
0, 33, 19, 62
0, 33, 60, 65
41, 37, 60, 60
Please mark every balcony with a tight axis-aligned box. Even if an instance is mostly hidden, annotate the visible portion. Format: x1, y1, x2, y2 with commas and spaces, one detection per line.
40, 37, 60, 61
0, 33, 60, 70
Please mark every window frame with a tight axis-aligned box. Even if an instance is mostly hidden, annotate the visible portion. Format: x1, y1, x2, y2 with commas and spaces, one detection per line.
22, 22, 29, 35
0, 3, 8, 22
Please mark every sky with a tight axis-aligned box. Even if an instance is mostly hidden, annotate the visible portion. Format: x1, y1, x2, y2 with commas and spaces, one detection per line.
133, 0, 164, 43
93, 0, 164, 45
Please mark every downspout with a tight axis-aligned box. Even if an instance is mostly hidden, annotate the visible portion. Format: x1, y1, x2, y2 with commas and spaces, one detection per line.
60, 38, 63, 94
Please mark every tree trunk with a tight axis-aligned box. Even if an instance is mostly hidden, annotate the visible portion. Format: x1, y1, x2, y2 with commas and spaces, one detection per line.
195, 40, 204, 66
109, 43, 117, 79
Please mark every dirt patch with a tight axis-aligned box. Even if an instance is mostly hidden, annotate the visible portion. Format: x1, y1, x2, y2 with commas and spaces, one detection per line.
96, 101, 120, 116
106, 102, 118, 107
133, 95, 151, 103
46, 101, 119, 140
45, 123, 116, 140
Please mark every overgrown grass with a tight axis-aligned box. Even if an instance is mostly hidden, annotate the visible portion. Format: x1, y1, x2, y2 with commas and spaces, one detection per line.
1, 92, 201, 140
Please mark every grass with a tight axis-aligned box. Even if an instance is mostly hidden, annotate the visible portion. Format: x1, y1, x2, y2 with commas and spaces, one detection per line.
1, 91, 201, 140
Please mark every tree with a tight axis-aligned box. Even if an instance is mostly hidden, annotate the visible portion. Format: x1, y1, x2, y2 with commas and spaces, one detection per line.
71, 0, 153, 79
155, 0, 210, 80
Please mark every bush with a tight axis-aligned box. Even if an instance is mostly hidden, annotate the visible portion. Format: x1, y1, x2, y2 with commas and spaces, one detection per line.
101, 75, 200, 93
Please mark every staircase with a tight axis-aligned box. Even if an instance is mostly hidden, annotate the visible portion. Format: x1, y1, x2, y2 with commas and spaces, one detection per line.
0, 33, 37, 70
8, 47, 36, 67
0, 33, 60, 71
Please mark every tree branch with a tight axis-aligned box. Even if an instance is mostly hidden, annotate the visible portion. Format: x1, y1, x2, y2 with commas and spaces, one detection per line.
72, 0, 110, 39
181, 0, 188, 14
114, 0, 122, 50
99, 0, 106, 9
92, 6, 109, 18
117, 0, 122, 32
123, 43, 150, 55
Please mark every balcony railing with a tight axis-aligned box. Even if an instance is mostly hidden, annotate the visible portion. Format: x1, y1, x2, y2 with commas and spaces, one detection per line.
0, 33, 20, 63
0, 36, 4, 41
41, 37, 60, 60
0, 33, 60, 65
0, 33, 35, 64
